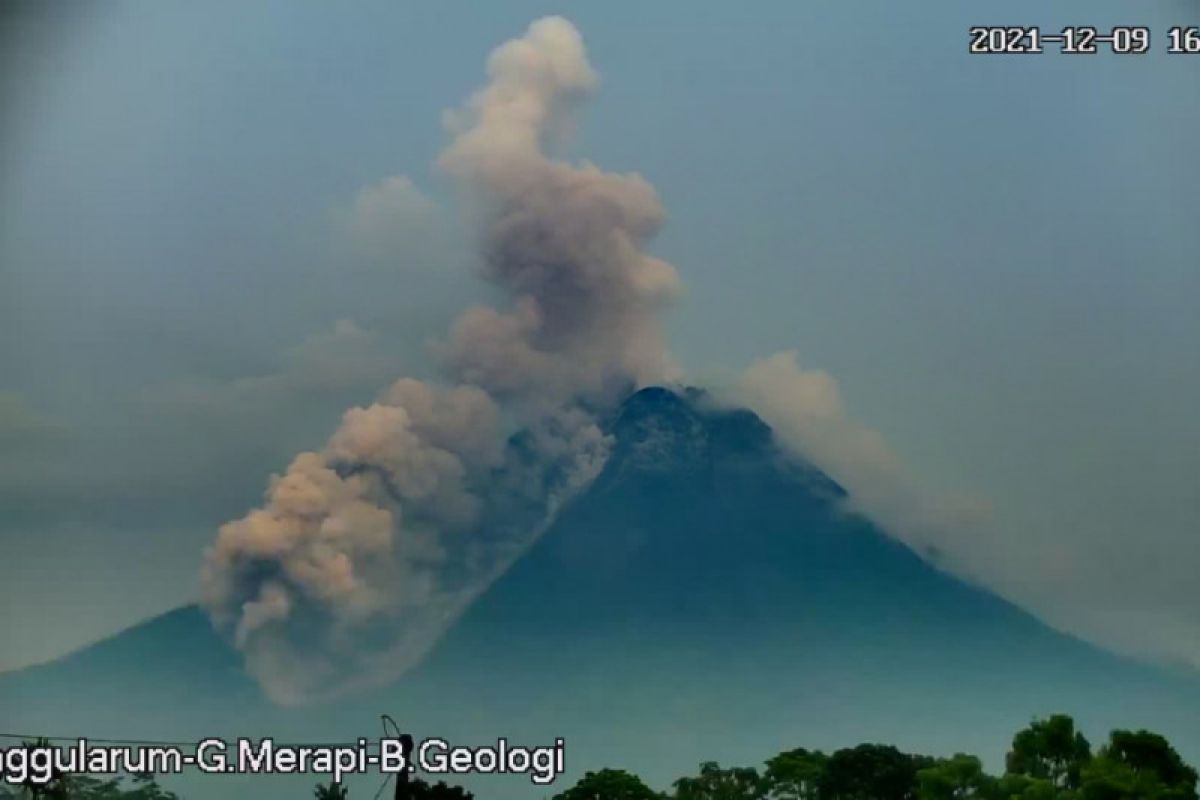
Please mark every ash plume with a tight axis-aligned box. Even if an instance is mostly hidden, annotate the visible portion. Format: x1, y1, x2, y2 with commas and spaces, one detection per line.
201, 17, 680, 704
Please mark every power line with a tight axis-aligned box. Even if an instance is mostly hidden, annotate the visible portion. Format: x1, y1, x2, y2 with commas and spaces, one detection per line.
371, 714, 404, 800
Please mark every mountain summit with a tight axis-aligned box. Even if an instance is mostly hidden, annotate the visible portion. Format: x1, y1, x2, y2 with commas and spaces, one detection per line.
2, 388, 1197, 798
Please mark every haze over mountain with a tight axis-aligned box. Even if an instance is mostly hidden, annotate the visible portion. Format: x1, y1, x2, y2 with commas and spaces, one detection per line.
2, 388, 1197, 799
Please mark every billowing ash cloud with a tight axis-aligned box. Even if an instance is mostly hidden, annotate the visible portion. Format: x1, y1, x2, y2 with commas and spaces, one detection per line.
437, 17, 680, 408
202, 17, 680, 704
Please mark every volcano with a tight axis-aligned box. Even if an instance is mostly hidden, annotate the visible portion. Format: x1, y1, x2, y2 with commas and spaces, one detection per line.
2, 387, 1197, 798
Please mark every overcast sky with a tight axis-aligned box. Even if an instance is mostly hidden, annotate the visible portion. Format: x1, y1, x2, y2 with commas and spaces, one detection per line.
2, 0, 1198, 674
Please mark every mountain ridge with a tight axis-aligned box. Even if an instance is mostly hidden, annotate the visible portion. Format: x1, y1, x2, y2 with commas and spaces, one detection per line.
2, 387, 1197, 798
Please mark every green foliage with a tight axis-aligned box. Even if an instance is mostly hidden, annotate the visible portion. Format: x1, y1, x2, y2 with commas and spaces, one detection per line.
314, 781, 349, 800
819, 744, 929, 800
1076, 729, 1199, 800
548, 713, 1196, 800
673, 762, 765, 800
407, 777, 476, 800
918, 754, 993, 800
764, 748, 826, 800
1006, 715, 1092, 790
996, 775, 1062, 800
553, 769, 662, 800
5, 714, 1196, 800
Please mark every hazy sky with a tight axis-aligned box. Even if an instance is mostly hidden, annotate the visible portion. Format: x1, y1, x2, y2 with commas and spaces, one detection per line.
2, 0, 1198, 674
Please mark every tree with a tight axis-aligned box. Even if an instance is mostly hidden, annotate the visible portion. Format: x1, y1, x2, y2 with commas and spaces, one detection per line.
673, 762, 766, 800
820, 744, 926, 800
1006, 715, 1092, 790
554, 769, 661, 800
314, 781, 350, 800
1080, 756, 1160, 800
764, 748, 826, 800
1078, 730, 1198, 800
992, 773, 1060, 800
917, 754, 993, 800
1104, 730, 1196, 797
407, 777, 475, 800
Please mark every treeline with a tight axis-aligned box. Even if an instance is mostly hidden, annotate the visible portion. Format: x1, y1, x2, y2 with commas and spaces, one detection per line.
553, 715, 1198, 800
2, 715, 1195, 799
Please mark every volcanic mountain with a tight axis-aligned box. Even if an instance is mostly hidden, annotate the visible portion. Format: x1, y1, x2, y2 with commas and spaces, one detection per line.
2, 387, 1197, 798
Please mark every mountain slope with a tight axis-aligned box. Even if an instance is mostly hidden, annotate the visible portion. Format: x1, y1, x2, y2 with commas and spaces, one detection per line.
1, 387, 1196, 798
400, 387, 1199, 777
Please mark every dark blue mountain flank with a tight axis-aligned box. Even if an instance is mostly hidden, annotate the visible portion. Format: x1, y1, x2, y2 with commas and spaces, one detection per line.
2, 387, 1196, 798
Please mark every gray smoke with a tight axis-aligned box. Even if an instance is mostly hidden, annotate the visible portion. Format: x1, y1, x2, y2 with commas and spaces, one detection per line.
201, 17, 680, 704
729, 351, 990, 566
